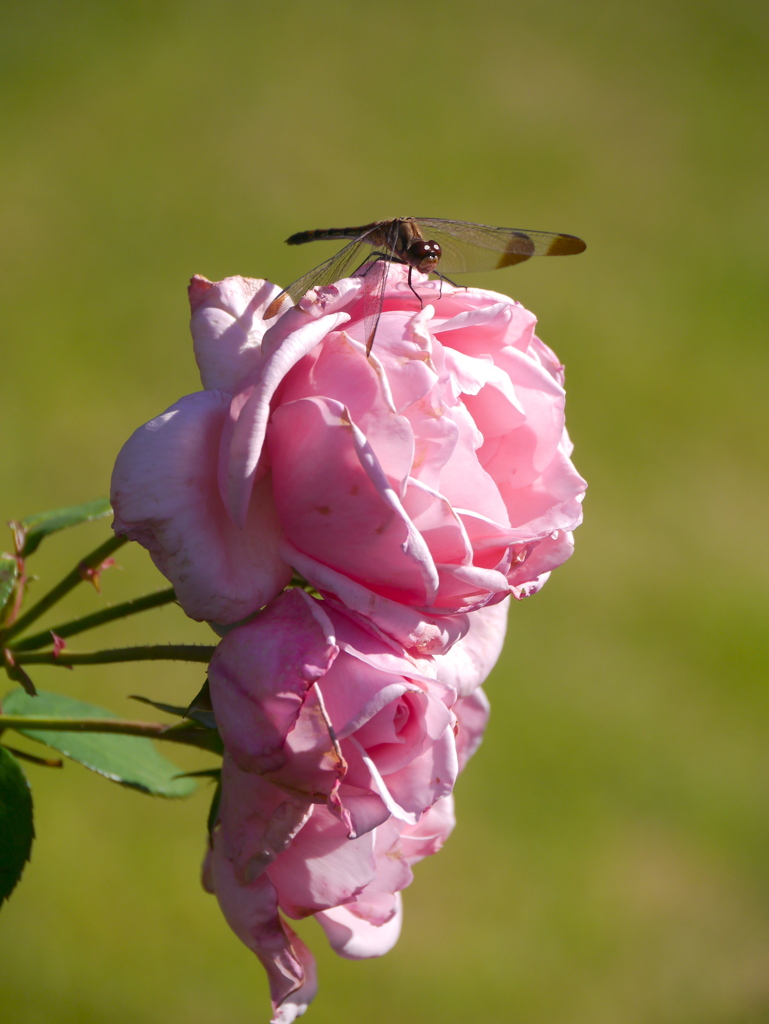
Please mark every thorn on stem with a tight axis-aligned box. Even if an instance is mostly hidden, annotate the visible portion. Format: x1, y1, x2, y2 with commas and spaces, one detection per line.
78, 557, 118, 593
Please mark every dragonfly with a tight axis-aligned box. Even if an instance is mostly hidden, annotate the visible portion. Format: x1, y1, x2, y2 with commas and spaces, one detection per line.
264, 217, 586, 354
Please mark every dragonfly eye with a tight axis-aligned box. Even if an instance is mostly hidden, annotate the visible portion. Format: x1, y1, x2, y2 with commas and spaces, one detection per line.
407, 239, 442, 272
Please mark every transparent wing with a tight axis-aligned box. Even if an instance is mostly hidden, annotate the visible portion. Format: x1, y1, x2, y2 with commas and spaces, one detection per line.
413, 218, 586, 273
282, 236, 378, 303
264, 232, 384, 319
360, 220, 404, 354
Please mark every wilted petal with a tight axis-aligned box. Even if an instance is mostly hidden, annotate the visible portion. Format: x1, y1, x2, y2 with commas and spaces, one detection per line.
216, 755, 312, 884
209, 828, 317, 1022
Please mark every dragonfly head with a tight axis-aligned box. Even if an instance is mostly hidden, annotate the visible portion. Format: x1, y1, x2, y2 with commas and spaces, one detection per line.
406, 239, 442, 274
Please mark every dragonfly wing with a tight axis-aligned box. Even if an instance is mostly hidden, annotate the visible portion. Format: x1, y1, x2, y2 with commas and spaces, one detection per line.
414, 218, 586, 274
359, 221, 408, 353
282, 237, 377, 303
265, 237, 375, 319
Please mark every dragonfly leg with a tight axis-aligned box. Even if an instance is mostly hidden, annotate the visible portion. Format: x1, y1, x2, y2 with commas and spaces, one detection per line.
406, 266, 425, 307
433, 271, 461, 297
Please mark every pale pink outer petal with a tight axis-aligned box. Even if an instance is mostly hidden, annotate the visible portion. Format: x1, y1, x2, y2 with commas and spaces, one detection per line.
430, 286, 538, 354
316, 893, 403, 960
110, 390, 291, 622
432, 599, 509, 697
507, 527, 577, 590
511, 570, 551, 600
188, 275, 284, 391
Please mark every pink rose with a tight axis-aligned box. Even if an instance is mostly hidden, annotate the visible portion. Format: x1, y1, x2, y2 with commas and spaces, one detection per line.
208, 588, 471, 839
204, 758, 459, 1023
203, 588, 491, 1021
111, 270, 585, 653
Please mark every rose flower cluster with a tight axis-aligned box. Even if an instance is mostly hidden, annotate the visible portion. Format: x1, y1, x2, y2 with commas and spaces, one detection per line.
111, 266, 585, 1022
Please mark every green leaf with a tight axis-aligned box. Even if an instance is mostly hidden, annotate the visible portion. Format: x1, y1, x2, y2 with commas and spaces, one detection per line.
130, 694, 191, 718
15, 499, 112, 557
0, 554, 19, 618
2, 689, 196, 798
0, 746, 34, 905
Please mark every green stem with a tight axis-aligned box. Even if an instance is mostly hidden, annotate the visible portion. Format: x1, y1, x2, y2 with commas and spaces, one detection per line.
11, 644, 216, 667
1, 535, 128, 643
9, 588, 178, 651
0, 714, 222, 751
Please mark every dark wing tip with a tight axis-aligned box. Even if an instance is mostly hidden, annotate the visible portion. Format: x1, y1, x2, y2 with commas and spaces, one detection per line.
547, 233, 587, 256
264, 292, 291, 318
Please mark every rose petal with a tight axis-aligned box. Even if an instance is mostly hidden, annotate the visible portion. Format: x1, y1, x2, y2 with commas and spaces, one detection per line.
111, 389, 290, 622
266, 805, 377, 917
432, 599, 508, 697
208, 589, 338, 774
270, 395, 440, 605
453, 688, 491, 770
189, 275, 283, 391
209, 828, 317, 1022
224, 309, 351, 526
316, 894, 403, 960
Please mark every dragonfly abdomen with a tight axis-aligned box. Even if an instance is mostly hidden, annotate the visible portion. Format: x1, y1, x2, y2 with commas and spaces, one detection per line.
286, 223, 380, 246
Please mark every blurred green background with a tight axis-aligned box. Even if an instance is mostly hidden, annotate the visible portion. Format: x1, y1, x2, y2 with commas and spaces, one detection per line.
2, 0, 768, 1021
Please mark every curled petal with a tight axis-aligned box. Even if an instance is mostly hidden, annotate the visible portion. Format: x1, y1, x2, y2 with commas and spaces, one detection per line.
382, 723, 458, 818
399, 795, 456, 863
189, 275, 283, 391
224, 309, 351, 526
270, 395, 440, 605
507, 527, 577, 590
316, 894, 403, 960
